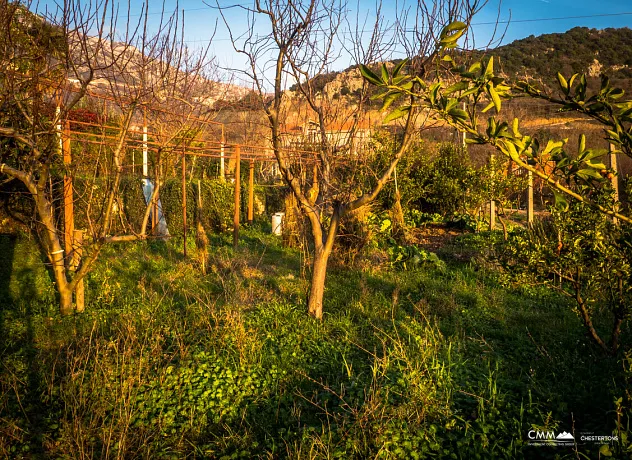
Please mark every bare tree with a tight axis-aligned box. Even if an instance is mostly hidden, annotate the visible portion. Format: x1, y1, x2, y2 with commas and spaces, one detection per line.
0, 0, 213, 314
218, 0, 486, 319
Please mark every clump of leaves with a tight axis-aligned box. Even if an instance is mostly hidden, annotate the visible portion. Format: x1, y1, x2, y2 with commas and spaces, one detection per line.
376, 217, 446, 271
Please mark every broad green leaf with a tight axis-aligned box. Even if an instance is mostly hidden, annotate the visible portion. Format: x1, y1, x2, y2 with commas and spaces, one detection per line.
609, 87, 624, 99
489, 84, 501, 112
445, 81, 469, 94
448, 108, 468, 121
382, 91, 402, 111
391, 75, 409, 86
461, 87, 479, 98
465, 137, 485, 145
359, 65, 383, 86
577, 168, 603, 180
468, 61, 482, 74
381, 64, 389, 84
429, 82, 442, 105
392, 58, 408, 77
440, 21, 467, 39
481, 101, 495, 113
557, 72, 568, 94
445, 99, 458, 112
504, 141, 520, 162
606, 129, 621, 141
581, 148, 603, 161
584, 161, 607, 170
542, 140, 565, 156
485, 57, 494, 77
439, 21, 467, 48
587, 102, 605, 112
553, 190, 569, 212
383, 105, 411, 124
578, 134, 586, 153
512, 118, 521, 137
370, 91, 387, 101
618, 108, 632, 121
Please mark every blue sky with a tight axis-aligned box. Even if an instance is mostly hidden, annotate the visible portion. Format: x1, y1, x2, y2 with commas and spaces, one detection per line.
183, 0, 632, 82
470, 0, 632, 44
174, 0, 632, 46
34, 0, 632, 84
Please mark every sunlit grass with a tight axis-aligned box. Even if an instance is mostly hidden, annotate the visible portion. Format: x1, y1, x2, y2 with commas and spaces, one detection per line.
0, 227, 628, 458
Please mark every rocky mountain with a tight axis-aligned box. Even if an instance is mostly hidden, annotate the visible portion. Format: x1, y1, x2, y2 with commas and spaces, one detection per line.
66, 34, 250, 109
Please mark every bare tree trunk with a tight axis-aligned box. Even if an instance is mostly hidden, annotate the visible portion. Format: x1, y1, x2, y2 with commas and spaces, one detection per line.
58, 283, 74, 316
306, 206, 340, 319
307, 247, 331, 319
32, 181, 75, 314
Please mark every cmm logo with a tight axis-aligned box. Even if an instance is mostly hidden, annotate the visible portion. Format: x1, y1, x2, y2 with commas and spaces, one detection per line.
527, 430, 575, 444
528, 431, 555, 440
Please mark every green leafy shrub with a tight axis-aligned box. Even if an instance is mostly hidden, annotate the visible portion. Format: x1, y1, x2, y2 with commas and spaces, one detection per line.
498, 189, 631, 354
374, 216, 446, 271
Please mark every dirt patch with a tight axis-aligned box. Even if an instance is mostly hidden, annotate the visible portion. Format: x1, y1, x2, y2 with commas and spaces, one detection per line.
408, 224, 467, 252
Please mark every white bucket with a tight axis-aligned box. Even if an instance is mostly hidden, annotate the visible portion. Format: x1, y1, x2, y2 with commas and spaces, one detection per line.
271, 212, 285, 235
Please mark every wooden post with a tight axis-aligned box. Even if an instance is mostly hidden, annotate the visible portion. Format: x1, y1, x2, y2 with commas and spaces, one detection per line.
56, 106, 62, 154
62, 120, 74, 263
182, 149, 187, 257
233, 146, 241, 248
142, 109, 148, 177
462, 101, 467, 147
72, 229, 85, 312
527, 170, 534, 225
248, 159, 254, 224
152, 149, 160, 232
489, 154, 495, 231
220, 126, 226, 182
610, 143, 619, 225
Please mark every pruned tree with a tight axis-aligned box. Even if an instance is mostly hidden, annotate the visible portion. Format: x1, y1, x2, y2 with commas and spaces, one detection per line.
218, 0, 487, 318
0, 0, 213, 314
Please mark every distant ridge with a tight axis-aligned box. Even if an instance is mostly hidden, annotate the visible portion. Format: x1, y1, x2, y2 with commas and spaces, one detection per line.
481, 27, 632, 88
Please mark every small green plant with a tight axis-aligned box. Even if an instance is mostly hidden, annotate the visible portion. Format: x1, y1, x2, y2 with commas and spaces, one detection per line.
376, 217, 446, 271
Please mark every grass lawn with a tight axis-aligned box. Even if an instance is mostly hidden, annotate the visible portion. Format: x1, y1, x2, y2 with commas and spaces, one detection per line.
0, 226, 629, 459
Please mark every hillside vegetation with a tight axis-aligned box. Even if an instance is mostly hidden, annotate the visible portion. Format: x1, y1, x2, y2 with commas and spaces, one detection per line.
479, 27, 632, 89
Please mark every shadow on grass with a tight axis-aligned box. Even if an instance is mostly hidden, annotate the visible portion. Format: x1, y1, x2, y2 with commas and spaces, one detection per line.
0, 233, 48, 455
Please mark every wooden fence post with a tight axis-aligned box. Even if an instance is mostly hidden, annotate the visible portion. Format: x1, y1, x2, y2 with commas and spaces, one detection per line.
62, 121, 85, 312
220, 126, 226, 182
62, 120, 74, 263
248, 159, 254, 224
610, 143, 619, 225
142, 108, 148, 177
462, 101, 467, 147
527, 170, 534, 225
182, 149, 187, 257
72, 229, 85, 312
233, 146, 241, 248
489, 154, 495, 231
